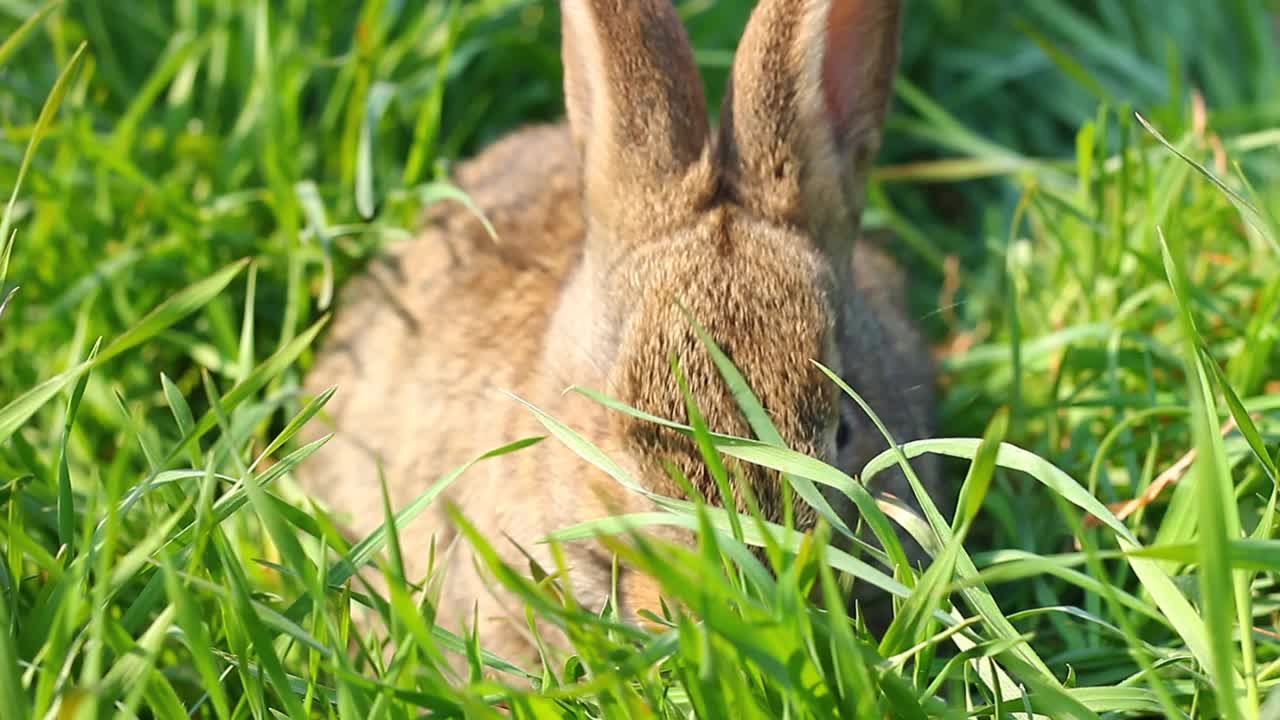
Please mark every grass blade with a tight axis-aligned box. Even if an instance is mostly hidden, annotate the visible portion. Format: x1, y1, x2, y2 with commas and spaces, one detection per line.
0, 258, 249, 446
0, 40, 85, 257
1159, 229, 1252, 717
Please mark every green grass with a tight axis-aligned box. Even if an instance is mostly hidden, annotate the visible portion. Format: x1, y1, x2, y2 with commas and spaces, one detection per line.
3, 0, 1280, 717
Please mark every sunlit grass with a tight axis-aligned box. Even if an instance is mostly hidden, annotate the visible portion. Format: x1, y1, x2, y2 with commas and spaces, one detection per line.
2, 0, 1279, 717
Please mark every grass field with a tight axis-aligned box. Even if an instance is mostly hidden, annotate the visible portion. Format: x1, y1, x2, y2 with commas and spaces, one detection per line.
3, 0, 1280, 717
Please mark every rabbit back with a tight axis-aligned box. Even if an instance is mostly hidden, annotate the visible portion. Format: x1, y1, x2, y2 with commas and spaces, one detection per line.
297, 125, 620, 662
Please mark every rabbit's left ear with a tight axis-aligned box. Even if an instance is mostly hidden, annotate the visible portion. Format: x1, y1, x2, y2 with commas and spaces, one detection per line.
718, 0, 901, 258
561, 0, 715, 246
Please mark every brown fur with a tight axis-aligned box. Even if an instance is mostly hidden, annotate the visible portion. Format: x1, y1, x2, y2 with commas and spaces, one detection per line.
298, 0, 938, 672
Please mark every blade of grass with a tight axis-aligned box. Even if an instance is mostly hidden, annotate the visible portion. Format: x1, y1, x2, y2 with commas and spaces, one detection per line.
865, 436, 1241, 690
1138, 113, 1277, 252
1159, 229, 1253, 717
881, 408, 1007, 656
0, 0, 60, 68
159, 551, 233, 720
0, 591, 26, 719
281, 435, 544, 627
0, 258, 250, 445
55, 337, 99, 553
0, 40, 86, 279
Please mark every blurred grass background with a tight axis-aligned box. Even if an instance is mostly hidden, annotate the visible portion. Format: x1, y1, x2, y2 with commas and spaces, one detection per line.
3, 0, 1280, 716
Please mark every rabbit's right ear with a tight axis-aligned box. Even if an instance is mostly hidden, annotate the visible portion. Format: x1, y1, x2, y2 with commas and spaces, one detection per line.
719, 0, 902, 263
561, 0, 715, 251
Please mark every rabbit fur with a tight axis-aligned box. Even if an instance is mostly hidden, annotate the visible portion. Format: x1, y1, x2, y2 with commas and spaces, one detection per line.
298, 0, 939, 670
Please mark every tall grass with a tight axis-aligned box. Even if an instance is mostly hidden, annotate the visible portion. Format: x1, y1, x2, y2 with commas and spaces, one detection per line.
1, 0, 1279, 717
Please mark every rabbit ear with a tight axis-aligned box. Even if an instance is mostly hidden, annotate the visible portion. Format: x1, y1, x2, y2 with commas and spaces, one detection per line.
718, 0, 901, 258
561, 0, 715, 246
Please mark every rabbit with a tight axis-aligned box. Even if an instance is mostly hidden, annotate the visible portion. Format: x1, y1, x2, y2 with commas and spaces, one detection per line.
297, 0, 939, 671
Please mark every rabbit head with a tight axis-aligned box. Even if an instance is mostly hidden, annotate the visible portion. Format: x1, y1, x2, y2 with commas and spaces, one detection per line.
553, 0, 921, 528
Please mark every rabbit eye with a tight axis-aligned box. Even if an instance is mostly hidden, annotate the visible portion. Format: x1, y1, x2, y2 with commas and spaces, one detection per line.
835, 416, 852, 449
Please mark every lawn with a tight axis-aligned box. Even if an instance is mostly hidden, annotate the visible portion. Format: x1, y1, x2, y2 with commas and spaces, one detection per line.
2, 0, 1280, 717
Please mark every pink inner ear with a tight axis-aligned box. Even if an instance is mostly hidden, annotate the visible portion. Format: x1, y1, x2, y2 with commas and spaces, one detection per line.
821, 0, 892, 138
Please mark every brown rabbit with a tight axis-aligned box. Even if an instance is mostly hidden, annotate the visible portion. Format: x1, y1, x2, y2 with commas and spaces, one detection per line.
298, 0, 938, 670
